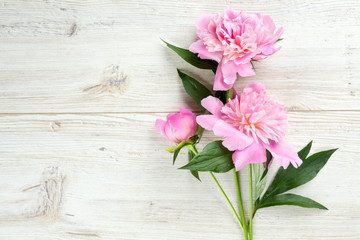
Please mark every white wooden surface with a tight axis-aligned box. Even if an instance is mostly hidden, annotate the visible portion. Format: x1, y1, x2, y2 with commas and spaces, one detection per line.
0, 1, 359, 239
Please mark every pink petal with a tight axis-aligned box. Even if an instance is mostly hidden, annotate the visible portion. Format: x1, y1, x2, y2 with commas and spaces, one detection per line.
251, 55, 265, 61
166, 113, 176, 120
232, 142, 267, 171
164, 122, 180, 143
189, 40, 222, 62
196, 115, 219, 130
155, 119, 166, 136
265, 140, 303, 169
271, 27, 284, 44
214, 59, 233, 91
197, 14, 216, 33
213, 120, 253, 151
224, 7, 236, 19
168, 113, 196, 142
234, 53, 257, 65
252, 45, 281, 61
222, 60, 238, 85
245, 82, 265, 93
201, 96, 224, 116
236, 62, 256, 77
179, 106, 194, 115
262, 15, 276, 33
261, 45, 277, 55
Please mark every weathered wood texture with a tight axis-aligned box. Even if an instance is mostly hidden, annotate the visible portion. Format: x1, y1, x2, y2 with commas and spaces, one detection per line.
0, 0, 359, 113
0, 0, 359, 239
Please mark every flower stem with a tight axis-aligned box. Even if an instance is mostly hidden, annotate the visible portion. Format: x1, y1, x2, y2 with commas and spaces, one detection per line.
187, 144, 198, 155
209, 171, 244, 231
233, 168, 248, 240
188, 144, 244, 231
248, 164, 254, 240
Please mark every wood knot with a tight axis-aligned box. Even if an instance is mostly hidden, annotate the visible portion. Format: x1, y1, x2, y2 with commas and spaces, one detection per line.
24, 166, 65, 218
83, 65, 129, 95
67, 22, 78, 37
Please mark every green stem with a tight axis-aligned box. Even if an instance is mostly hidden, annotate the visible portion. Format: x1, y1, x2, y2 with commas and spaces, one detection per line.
248, 164, 253, 240
188, 145, 244, 231
187, 144, 198, 155
233, 168, 248, 240
186, 145, 244, 231
166, 141, 186, 153
225, 87, 249, 237
209, 171, 244, 231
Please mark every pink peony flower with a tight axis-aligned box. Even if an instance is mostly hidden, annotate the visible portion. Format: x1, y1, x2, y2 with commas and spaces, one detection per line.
190, 8, 283, 91
196, 82, 302, 170
155, 107, 198, 144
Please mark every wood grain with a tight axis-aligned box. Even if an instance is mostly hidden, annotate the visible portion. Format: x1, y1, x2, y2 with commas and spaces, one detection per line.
0, 0, 359, 113
0, 112, 359, 239
0, 0, 359, 239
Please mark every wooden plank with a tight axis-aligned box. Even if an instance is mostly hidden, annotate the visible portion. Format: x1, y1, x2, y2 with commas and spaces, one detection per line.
1, 0, 359, 239
0, 111, 359, 239
0, 0, 359, 113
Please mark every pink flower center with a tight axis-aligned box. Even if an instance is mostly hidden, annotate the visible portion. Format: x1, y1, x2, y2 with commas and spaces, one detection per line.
221, 89, 288, 144
202, 11, 261, 63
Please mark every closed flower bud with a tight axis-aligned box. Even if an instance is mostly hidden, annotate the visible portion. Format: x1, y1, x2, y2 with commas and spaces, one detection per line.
155, 107, 197, 144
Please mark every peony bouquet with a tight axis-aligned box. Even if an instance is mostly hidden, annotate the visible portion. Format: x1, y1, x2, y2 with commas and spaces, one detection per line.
156, 8, 337, 239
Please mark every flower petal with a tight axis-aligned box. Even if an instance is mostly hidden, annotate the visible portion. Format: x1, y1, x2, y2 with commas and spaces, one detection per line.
163, 122, 180, 143
155, 119, 166, 136
262, 15, 276, 33
197, 14, 216, 33
232, 142, 267, 171
214, 59, 233, 90
265, 140, 303, 169
222, 60, 238, 85
262, 45, 278, 55
201, 96, 224, 116
236, 62, 256, 77
168, 113, 197, 142
189, 40, 222, 62
213, 120, 253, 151
196, 115, 219, 130
179, 106, 194, 116
270, 27, 284, 44
245, 82, 265, 93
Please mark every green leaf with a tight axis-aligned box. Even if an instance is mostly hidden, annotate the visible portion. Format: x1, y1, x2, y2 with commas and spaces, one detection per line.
179, 141, 234, 173
162, 40, 218, 72
253, 163, 267, 201
263, 148, 337, 198
177, 69, 213, 112
258, 193, 327, 210
168, 141, 187, 164
259, 141, 311, 189
260, 150, 272, 181
188, 150, 200, 181
173, 148, 181, 165
298, 141, 313, 160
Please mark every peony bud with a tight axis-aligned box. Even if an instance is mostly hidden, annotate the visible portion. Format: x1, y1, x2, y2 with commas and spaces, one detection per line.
155, 107, 197, 144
